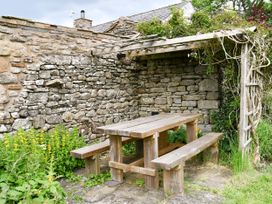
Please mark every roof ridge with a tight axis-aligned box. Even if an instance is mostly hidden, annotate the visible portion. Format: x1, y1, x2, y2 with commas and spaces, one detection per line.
128, 2, 187, 19
91, 2, 187, 28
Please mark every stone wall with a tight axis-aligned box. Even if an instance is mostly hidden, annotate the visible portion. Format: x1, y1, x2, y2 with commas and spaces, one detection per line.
0, 16, 221, 140
0, 17, 139, 140
138, 56, 220, 131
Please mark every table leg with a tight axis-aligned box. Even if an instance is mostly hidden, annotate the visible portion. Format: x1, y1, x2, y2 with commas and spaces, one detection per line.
143, 133, 159, 189
186, 119, 198, 142
109, 135, 123, 183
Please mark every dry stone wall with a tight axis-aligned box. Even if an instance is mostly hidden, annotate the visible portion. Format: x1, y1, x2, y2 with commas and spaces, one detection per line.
0, 17, 139, 140
138, 56, 220, 132
0, 16, 221, 140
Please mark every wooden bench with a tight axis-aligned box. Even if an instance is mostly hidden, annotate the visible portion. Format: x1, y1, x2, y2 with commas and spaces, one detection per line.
151, 132, 223, 195
71, 137, 134, 175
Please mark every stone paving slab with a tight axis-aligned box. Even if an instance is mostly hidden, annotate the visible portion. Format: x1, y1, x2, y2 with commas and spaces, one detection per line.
62, 163, 232, 204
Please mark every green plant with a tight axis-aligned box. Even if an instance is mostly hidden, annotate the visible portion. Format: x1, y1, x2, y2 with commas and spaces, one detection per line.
223, 165, 272, 204
167, 127, 187, 143
256, 120, 272, 161
122, 141, 136, 156
191, 11, 212, 30
135, 178, 145, 187
0, 125, 85, 203
84, 172, 111, 187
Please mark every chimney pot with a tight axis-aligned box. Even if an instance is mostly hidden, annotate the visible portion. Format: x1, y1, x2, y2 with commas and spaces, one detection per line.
81, 10, 85, 19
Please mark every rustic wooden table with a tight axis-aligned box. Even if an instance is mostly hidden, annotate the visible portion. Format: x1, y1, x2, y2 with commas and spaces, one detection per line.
97, 113, 202, 189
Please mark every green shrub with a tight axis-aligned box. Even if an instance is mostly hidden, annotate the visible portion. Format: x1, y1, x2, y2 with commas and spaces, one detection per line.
167, 127, 187, 143
0, 125, 85, 203
191, 11, 212, 30
122, 141, 136, 156
211, 97, 240, 155
256, 120, 272, 161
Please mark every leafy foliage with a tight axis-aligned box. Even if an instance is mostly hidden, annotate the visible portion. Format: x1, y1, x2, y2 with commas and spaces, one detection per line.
167, 127, 187, 143
0, 125, 85, 203
137, 7, 193, 38
84, 172, 111, 187
122, 141, 136, 156
256, 120, 272, 161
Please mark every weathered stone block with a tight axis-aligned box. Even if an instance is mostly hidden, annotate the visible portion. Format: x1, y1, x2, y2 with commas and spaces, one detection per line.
39, 71, 51, 79
180, 80, 195, 86
46, 115, 63, 124
0, 72, 17, 84
0, 125, 7, 133
10, 67, 21, 74
28, 93, 48, 103
187, 85, 198, 91
0, 57, 10, 72
198, 100, 219, 109
199, 79, 218, 92
62, 112, 74, 122
12, 118, 31, 130
206, 92, 219, 100
155, 97, 167, 105
150, 88, 165, 93
183, 95, 202, 101
140, 97, 154, 105
182, 101, 197, 107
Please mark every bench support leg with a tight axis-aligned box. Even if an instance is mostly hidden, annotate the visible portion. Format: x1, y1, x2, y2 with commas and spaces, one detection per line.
109, 135, 123, 183
186, 119, 198, 142
85, 155, 100, 175
203, 142, 219, 163
144, 134, 159, 189
163, 164, 184, 195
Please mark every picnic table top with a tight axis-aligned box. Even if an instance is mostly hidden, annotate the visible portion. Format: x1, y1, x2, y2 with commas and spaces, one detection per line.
97, 113, 202, 139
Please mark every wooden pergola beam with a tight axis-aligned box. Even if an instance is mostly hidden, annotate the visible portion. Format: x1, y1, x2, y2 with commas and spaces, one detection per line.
91, 27, 256, 56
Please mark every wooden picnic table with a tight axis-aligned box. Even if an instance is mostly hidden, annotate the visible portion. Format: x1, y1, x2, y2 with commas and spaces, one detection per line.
97, 113, 202, 189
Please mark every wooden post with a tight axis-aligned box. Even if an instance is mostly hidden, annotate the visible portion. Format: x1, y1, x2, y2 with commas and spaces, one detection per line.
109, 135, 123, 183
143, 132, 159, 189
163, 164, 184, 195
84, 154, 100, 175
239, 43, 249, 155
186, 119, 198, 143
203, 142, 219, 163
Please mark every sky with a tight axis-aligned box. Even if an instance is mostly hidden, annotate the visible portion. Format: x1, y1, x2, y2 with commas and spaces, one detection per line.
1, 0, 182, 27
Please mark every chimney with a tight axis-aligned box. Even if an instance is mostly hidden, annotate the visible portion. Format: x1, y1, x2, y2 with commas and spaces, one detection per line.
74, 10, 93, 30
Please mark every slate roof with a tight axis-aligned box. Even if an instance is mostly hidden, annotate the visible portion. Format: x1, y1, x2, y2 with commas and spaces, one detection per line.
90, 1, 193, 33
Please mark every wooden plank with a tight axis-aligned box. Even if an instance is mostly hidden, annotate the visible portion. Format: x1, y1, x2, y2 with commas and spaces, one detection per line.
163, 164, 184, 195
239, 43, 249, 154
97, 113, 170, 132
126, 42, 203, 57
70, 137, 134, 159
144, 136, 159, 189
125, 114, 201, 138
119, 28, 256, 53
109, 135, 123, 182
97, 113, 201, 138
151, 133, 223, 170
186, 119, 198, 142
109, 161, 156, 177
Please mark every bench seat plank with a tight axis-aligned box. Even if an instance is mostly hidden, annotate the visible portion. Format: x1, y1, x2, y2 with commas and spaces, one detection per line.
151, 133, 223, 170
70, 137, 134, 159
